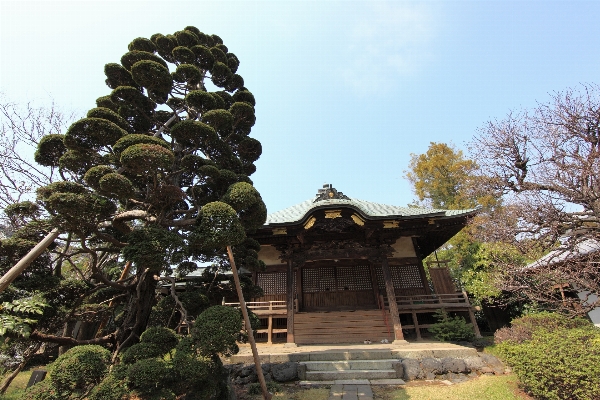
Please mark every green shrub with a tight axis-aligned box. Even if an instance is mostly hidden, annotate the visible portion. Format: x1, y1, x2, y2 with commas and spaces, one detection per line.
127, 358, 172, 393
140, 326, 179, 351
497, 326, 600, 400
47, 345, 110, 395
494, 311, 591, 344
22, 380, 60, 400
428, 309, 475, 342
247, 381, 281, 395
88, 374, 128, 400
192, 305, 243, 357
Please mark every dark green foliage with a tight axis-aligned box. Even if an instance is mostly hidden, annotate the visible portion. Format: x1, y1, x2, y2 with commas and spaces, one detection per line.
202, 109, 233, 135
186, 90, 216, 113
191, 305, 243, 357
58, 149, 102, 175
170, 119, 217, 147
224, 74, 244, 92
210, 47, 228, 64
47, 345, 110, 395
87, 107, 132, 132
96, 95, 119, 111
428, 309, 475, 342
4, 201, 40, 220
192, 45, 215, 69
494, 311, 591, 344
111, 85, 156, 112
496, 322, 600, 400
227, 53, 240, 73
120, 143, 174, 172
83, 165, 115, 190
120, 50, 168, 71
237, 138, 262, 162
233, 89, 255, 106
34, 134, 66, 166
23, 379, 60, 400
194, 202, 246, 250
128, 37, 156, 53
211, 62, 232, 87
248, 381, 281, 395
140, 326, 179, 351
112, 133, 169, 154
104, 63, 138, 89
99, 173, 134, 198
121, 342, 165, 364
127, 358, 172, 393
230, 102, 256, 129
173, 46, 196, 64
173, 64, 203, 85
122, 226, 183, 272
88, 373, 128, 400
64, 117, 127, 150
174, 30, 199, 47
131, 60, 172, 95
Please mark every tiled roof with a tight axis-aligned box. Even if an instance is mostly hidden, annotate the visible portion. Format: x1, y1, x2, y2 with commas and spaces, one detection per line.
265, 197, 476, 226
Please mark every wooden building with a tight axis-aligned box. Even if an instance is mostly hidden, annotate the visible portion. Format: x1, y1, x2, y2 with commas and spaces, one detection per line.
241, 184, 480, 345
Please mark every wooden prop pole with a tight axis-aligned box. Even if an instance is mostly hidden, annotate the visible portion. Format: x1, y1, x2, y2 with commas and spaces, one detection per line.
226, 246, 272, 400
0, 228, 60, 293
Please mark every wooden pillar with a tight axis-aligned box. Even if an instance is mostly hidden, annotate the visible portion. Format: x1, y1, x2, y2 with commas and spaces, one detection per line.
285, 259, 296, 346
369, 264, 381, 307
295, 268, 302, 310
381, 257, 407, 343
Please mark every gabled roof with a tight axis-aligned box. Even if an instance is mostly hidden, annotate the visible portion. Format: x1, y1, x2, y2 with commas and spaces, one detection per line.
525, 239, 600, 269
264, 184, 477, 226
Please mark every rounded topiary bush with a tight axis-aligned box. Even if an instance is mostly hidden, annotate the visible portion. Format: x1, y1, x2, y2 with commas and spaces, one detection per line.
140, 326, 179, 352
127, 358, 172, 393
192, 305, 243, 357
494, 311, 591, 344
47, 345, 110, 395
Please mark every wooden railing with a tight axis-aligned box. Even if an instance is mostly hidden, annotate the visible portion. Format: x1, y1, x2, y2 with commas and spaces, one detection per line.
381, 292, 481, 340
223, 300, 289, 344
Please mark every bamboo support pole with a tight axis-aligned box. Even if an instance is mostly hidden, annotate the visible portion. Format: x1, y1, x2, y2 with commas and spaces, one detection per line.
0, 228, 60, 293
226, 246, 272, 400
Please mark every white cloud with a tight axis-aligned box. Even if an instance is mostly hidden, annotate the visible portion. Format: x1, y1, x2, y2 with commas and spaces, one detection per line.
339, 2, 437, 92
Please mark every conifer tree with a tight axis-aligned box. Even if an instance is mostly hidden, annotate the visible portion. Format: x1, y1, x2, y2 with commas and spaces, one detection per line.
27, 26, 266, 350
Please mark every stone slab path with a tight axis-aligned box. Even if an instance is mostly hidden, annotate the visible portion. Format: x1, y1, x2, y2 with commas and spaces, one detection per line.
328, 384, 373, 400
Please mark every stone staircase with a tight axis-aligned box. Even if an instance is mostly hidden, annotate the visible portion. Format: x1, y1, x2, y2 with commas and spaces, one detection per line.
297, 350, 403, 381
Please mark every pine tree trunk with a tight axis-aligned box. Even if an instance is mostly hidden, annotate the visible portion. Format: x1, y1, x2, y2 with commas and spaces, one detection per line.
115, 273, 158, 351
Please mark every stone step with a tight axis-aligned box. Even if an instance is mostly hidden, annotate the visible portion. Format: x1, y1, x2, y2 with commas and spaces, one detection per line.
303, 350, 395, 361
301, 359, 399, 371
305, 369, 397, 381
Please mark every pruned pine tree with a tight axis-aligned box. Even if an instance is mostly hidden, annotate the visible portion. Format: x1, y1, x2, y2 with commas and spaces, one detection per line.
29, 26, 267, 351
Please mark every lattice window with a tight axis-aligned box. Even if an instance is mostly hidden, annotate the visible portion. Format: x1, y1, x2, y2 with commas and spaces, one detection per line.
394, 265, 423, 288
375, 264, 424, 290
256, 272, 286, 294
302, 267, 337, 293
336, 265, 372, 291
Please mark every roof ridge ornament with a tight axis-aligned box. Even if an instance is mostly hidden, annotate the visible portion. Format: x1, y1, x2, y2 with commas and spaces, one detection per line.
314, 184, 351, 202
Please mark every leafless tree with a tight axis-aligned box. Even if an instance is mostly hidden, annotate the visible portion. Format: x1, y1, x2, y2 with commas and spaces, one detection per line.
470, 84, 600, 315
0, 94, 77, 211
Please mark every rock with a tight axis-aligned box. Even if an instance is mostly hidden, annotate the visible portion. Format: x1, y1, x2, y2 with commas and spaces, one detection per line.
261, 363, 272, 374
391, 361, 404, 379
463, 357, 486, 372
297, 364, 307, 380
239, 365, 255, 378
479, 353, 505, 375
480, 366, 494, 375
424, 372, 436, 380
421, 358, 443, 374
441, 357, 467, 373
401, 359, 422, 381
271, 362, 298, 382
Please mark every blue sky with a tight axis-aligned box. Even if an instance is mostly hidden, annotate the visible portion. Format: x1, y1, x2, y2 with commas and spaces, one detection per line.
2, 1, 600, 214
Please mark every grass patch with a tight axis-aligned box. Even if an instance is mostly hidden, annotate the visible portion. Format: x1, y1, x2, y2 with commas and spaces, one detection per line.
246, 386, 330, 400
373, 375, 531, 400
2, 367, 35, 399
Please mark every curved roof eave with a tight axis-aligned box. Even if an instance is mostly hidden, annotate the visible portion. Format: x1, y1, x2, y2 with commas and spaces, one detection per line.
263, 197, 478, 227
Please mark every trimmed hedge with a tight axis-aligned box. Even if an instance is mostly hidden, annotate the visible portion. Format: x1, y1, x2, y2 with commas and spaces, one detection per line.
496, 313, 600, 400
